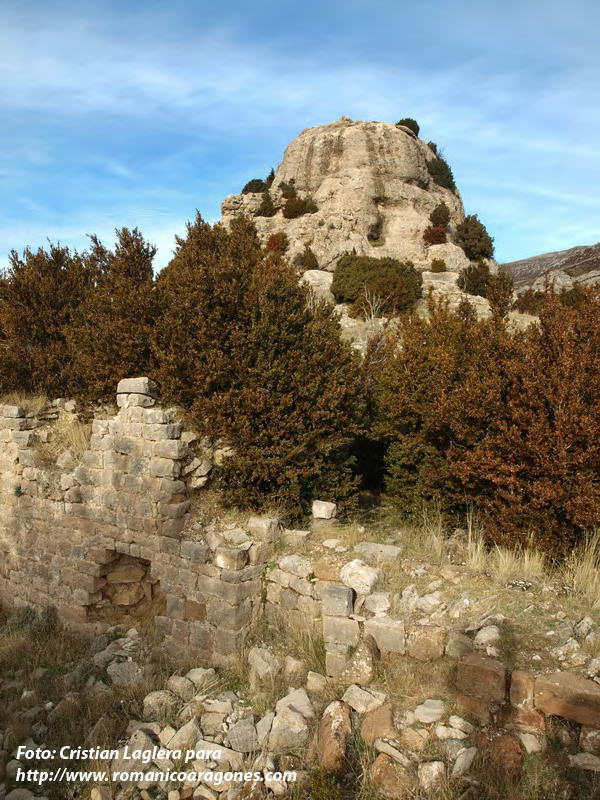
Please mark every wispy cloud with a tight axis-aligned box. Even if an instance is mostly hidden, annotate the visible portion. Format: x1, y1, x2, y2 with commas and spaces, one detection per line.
0, 0, 598, 267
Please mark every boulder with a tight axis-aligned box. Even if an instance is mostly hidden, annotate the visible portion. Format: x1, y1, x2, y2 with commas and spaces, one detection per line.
407, 627, 446, 661
535, 672, 600, 726
370, 753, 410, 799
268, 708, 309, 754
106, 660, 143, 688
312, 500, 337, 519
306, 701, 352, 772
321, 584, 354, 617
340, 559, 380, 594
116, 377, 158, 397
360, 703, 396, 746
248, 647, 282, 690
166, 675, 196, 701
414, 699, 445, 724
227, 716, 259, 753
418, 761, 446, 792
341, 685, 386, 714
456, 654, 507, 703
364, 617, 405, 654
142, 689, 180, 722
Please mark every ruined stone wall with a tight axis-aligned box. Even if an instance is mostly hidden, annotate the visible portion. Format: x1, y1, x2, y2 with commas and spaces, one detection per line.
0, 378, 273, 666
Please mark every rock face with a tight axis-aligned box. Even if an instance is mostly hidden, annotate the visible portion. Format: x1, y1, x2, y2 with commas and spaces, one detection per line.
222, 117, 470, 274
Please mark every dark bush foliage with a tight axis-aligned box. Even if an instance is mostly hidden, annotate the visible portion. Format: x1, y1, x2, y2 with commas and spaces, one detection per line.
255, 191, 276, 217
242, 178, 266, 194
427, 155, 456, 191
367, 216, 384, 242
430, 258, 447, 273
457, 261, 491, 297
265, 168, 275, 188
486, 269, 514, 319
429, 203, 450, 227
279, 180, 296, 200
513, 289, 546, 314
282, 195, 318, 219
294, 245, 319, 270
396, 118, 420, 136
331, 254, 422, 317
423, 225, 447, 245
513, 284, 589, 315
152, 214, 365, 512
0, 244, 91, 396
374, 297, 513, 517
427, 141, 438, 154
455, 214, 494, 260
65, 229, 157, 400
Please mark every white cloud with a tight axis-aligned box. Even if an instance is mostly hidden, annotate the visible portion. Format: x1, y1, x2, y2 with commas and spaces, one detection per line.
0, 1, 598, 264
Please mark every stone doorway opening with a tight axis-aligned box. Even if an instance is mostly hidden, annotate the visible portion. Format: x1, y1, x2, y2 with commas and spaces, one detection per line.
88, 553, 164, 623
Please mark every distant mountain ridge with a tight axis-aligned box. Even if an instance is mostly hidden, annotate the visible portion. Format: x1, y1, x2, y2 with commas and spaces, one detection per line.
503, 242, 600, 293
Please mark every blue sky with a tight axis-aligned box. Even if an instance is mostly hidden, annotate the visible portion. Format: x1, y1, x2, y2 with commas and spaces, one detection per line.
1, 0, 599, 270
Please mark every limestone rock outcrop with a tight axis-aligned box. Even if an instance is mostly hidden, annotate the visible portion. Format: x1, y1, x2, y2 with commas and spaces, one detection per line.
222, 117, 471, 273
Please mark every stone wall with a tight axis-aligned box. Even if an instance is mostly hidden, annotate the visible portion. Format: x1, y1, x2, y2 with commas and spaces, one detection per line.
0, 378, 273, 666
3, 378, 600, 744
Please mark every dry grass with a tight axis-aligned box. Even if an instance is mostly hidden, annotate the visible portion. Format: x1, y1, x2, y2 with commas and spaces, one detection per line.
0, 391, 48, 415
36, 412, 92, 465
377, 651, 457, 712
489, 543, 547, 582
562, 530, 600, 606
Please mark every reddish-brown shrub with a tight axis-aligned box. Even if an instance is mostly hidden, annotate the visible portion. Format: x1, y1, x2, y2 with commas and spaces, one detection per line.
423, 224, 447, 245
458, 289, 600, 556
265, 232, 289, 253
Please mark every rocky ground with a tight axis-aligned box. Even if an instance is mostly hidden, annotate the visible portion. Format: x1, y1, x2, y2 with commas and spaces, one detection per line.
2, 510, 600, 800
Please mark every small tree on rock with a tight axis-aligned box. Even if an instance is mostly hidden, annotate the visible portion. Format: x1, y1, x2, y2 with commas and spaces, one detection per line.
396, 118, 420, 136
455, 215, 494, 261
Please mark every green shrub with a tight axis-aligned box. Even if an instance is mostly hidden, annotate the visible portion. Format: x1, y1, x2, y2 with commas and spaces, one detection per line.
428, 141, 438, 154
429, 202, 450, 227
455, 214, 494, 260
423, 225, 447, 245
265, 232, 289, 253
151, 214, 365, 512
65, 229, 157, 400
242, 178, 266, 194
427, 155, 456, 191
255, 191, 276, 217
265, 168, 275, 188
282, 195, 318, 219
331, 254, 422, 317
430, 259, 447, 273
396, 118, 420, 136
0, 244, 91, 396
457, 261, 491, 297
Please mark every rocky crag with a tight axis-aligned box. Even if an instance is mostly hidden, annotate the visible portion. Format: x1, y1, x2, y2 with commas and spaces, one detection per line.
221, 117, 495, 334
